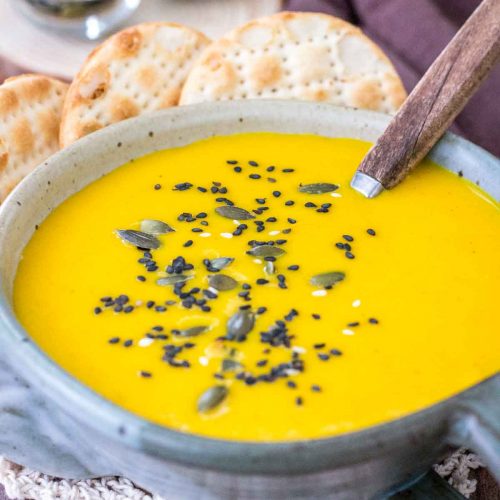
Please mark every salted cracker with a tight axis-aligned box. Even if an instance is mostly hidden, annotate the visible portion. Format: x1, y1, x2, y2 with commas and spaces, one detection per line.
0, 74, 68, 203
60, 22, 210, 148
180, 12, 406, 112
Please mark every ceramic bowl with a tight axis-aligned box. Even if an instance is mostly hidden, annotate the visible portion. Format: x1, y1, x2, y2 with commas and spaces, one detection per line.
0, 101, 498, 499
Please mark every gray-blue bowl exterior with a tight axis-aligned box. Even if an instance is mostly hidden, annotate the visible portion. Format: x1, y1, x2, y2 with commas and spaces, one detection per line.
0, 101, 498, 499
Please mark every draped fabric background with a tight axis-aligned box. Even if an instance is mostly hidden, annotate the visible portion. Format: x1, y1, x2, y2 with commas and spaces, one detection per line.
285, 0, 500, 157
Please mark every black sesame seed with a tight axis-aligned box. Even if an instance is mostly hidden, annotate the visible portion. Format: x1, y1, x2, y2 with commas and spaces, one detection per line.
343, 234, 354, 242
154, 184, 162, 190
94, 307, 102, 315
257, 306, 267, 314
249, 174, 261, 179
285, 200, 295, 206
367, 228, 376, 236
266, 166, 275, 172
256, 359, 268, 367
196, 212, 207, 219
347, 322, 360, 327
345, 251, 355, 259
124, 339, 133, 347
275, 239, 287, 245
369, 318, 379, 324
295, 397, 303, 406
318, 353, 330, 361
313, 343, 326, 349
249, 160, 259, 166
234, 166, 242, 173
305, 202, 317, 208
108, 337, 120, 344
335, 242, 345, 249
137, 275, 146, 282
312, 313, 321, 320
267, 177, 277, 183
266, 216, 277, 222
183, 240, 194, 247
123, 306, 134, 313
287, 218, 297, 224
330, 349, 343, 356
139, 371, 152, 378
256, 278, 269, 285
343, 243, 352, 251
197, 186, 208, 193
282, 168, 294, 173
174, 182, 193, 191
287, 265, 299, 271
272, 191, 281, 198
311, 384, 322, 392
192, 228, 203, 233
226, 160, 238, 165
146, 300, 155, 308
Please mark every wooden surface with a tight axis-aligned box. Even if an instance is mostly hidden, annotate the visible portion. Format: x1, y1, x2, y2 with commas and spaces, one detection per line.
357, 0, 500, 189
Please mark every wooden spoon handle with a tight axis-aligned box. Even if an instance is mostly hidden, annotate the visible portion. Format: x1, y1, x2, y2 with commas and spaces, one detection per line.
352, 0, 500, 197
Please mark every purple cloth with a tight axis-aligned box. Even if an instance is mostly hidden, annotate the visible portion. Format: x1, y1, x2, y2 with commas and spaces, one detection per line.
285, 0, 500, 158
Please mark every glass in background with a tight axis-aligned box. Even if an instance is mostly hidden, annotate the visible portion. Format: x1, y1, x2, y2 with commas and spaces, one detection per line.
12, 0, 141, 40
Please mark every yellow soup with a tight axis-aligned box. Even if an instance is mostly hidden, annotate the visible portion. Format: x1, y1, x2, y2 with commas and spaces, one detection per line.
14, 133, 500, 441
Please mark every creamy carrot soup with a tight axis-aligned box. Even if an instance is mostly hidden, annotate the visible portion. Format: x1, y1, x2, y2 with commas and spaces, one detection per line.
14, 133, 500, 440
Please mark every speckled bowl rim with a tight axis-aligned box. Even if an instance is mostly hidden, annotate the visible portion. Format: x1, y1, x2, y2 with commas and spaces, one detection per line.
0, 100, 498, 475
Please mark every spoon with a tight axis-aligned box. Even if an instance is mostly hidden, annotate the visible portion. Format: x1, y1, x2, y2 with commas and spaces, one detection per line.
350, 0, 500, 198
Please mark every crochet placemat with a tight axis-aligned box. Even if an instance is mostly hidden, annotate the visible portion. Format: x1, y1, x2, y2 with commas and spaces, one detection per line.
0, 449, 483, 499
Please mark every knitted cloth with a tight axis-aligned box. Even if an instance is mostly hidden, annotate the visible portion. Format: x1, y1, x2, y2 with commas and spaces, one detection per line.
0, 449, 484, 499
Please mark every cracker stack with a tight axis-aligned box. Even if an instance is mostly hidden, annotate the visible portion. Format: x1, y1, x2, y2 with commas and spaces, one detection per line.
0, 74, 68, 202
180, 12, 406, 112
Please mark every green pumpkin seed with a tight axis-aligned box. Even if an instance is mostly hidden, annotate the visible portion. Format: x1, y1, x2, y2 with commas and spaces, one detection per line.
156, 275, 193, 286
264, 261, 275, 275
216, 206, 255, 220
197, 385, 228, 413
310, 271, 346, 287
209, 257, 234, 271
209, 274, 238, 291
140, 219, 174, 235
221, 358, 243, 372
298, 183, 339, 194
227, 310, 255, 341
116, 230, 160, 249
172, 326, 208, 337
247, 245, 285, 258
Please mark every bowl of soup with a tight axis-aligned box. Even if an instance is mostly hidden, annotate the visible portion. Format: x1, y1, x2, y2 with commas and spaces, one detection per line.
0, 100, 498, 499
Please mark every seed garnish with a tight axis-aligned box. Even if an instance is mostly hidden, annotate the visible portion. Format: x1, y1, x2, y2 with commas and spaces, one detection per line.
209, 274, 238, 291
171, 326, 209, 337
140, 219, 175, 235
116, 230, 160, 249
197, 385, 228, 413
216, 206, 255, 220
298, 183, 339, 194
310, 271, 345, 288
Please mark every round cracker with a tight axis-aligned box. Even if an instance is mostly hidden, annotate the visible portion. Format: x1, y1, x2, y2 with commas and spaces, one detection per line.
0, 74, 68, 202
60, 22, 210, 148
180, 12, 406, 112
